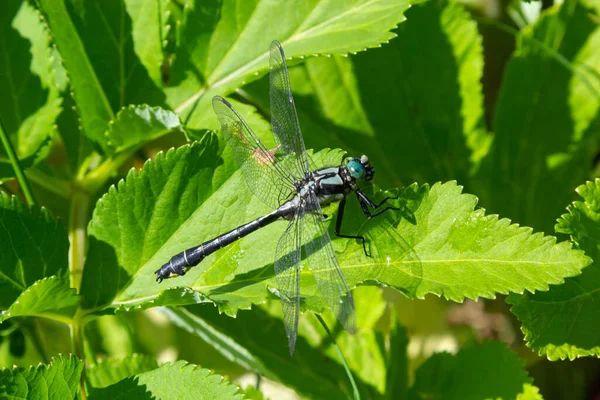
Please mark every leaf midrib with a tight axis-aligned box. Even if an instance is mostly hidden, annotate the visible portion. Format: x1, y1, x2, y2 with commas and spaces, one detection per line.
113, 257, 582, 306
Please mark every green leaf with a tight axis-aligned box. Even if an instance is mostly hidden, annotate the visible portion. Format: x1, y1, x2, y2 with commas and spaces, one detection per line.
407, 341, 531, 400
160, 289, 388, 398
55, 90, 94, 174
242, 0, 489, 188
473, 0, 600, 233
385, 310, 408, 399
123, 0, 169, 87
0, 276, 80, 324
508, 179, 600, 360
166, 0, 412, 129
0, 354, 83, 399
159, 307, 268, 378
87, 354, 158, 388
0, 0, 61, 178
239, 386, 265, 400
106, 105, 185, 153
80, 136, 589, 317
88, 360, 243, 400
168, 303, 365, 399
518, 384, 544, 400
80, 102, 272, 310
297, 286, 388, 394
36, 0, 165, 151
0, 193, 69, 308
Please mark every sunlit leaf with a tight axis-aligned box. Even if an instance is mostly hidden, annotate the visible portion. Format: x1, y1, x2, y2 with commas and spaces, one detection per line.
0, 193, 69, 308
0, 276, 79, 324
518, 384, 544, 400
79, 135, 588, 321
243, 0, 489, 188
0, 355, 83, 399
87, 360, 243, 400
166, 0, 412, 129
508, 179, 600, 360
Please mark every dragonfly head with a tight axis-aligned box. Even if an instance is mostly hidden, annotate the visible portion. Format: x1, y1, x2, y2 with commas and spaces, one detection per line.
347, 155, 374, 181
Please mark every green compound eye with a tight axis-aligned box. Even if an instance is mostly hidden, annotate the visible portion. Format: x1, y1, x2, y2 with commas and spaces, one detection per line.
348, 160, 366, 179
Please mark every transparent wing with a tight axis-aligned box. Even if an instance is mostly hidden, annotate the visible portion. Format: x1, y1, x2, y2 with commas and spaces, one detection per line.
302, 193, 356, 334
274, 208, 301, 355
212, 96, 296, 209
269, 40, 312, 179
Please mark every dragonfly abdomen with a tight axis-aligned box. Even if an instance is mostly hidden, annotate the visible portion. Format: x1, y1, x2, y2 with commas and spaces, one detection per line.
155, 205, 292, 282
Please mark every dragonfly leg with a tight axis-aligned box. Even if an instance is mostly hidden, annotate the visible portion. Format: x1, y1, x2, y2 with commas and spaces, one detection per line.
372, 195, 399, 208
356, 190, 400, 219
334, 197, 369, 257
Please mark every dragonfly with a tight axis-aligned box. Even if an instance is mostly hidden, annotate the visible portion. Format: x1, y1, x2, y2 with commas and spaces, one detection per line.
156, 41, 402, 354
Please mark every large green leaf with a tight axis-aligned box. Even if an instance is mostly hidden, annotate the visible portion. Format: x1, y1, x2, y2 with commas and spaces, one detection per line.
242, 0, 489, 188
79, 101, 270, 309
407, 341, 531, 400
79, 134, 589, 318
36, 0, 165, 151
0, 193, 69, 308
0, 355, 83, 399
0, 0, 61, 179
508, 179, 600, 360
473, 0, 600, 234
0, 276, 80, 324
166, 0, 412, 129
87, 360, 243, 400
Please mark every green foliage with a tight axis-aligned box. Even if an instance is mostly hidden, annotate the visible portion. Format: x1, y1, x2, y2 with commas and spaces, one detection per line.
166, 0, 412, 130
509, 179, 600, 360
88, 360, 244, 400
0, 0, 61, 179
87, 354, 158, 388
0, 355, 83, 399
106, 105, 185, 153
1, 0, 600, 398
473, 0, 600, 234
407, 342, 531, 400
79, 139, 588, 315
0, 276, 79, 324
0, 193, 69, 308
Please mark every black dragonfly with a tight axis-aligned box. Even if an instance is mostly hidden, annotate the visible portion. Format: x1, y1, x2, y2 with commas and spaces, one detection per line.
156, 41, 402, 354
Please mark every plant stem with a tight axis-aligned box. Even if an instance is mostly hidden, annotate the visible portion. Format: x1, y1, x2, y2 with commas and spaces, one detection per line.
69, 191, 90, 291
0, 118, 37, 206
314, 314, 360, 400
70, 317, 87, 400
